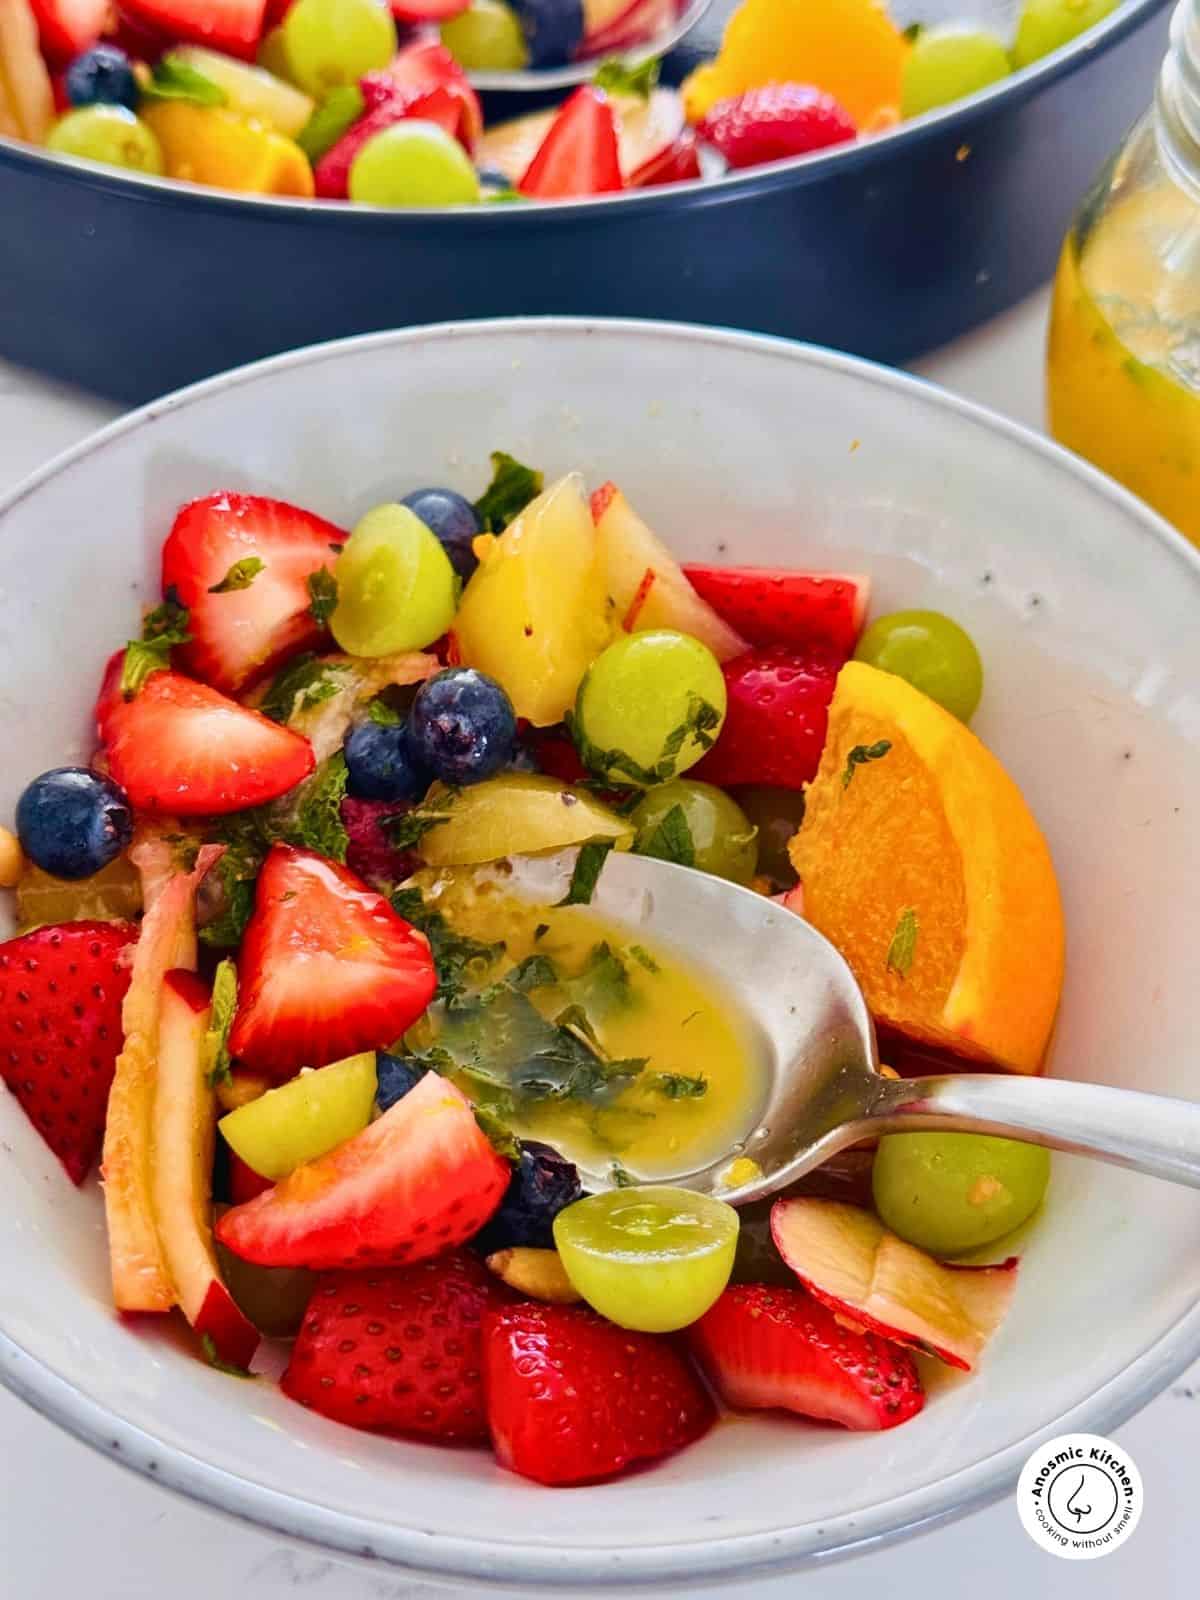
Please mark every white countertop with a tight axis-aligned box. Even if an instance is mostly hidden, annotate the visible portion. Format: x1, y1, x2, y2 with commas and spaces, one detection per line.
1, 293, 1195, 1597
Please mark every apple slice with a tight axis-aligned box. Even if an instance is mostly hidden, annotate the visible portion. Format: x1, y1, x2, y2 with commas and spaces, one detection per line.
154, 971, 259, 1370
476, 88, 684, 187
771, 1197, 1018, 1372
591, 484, 748, 663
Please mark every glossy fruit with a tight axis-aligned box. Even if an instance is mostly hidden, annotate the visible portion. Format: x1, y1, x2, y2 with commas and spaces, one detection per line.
401, 485, 481, 579
141, 100, 315, 195
873, 1132, 1051, 1256
120, 0, 268, 60
15, 855, 142, 932
413, 772, 633, 864
475, 1139, 582, 1250
281, 0, 395, 95
553, 1186, 738, 1332
282, 1253, 497, 1439
575, 630, 726, 786
350, 118, 481, 205
366, 38, 482, 145
682, 565, 869, 655
441, 0, 529, 69
228, 1152, 274, 1204
484, 1300, 714, 1485
694, 643, 841, 790
853, 608, 984, 723
331, 503, 460, 656
393, 0, 472, 19
16, 767, 133, 881
1012, 0, 1118, 68
730, 785, 805, 886
901, 25, 1010, 118
690, 1282, 924, 1429
47, 104, 165, 172
628, 127, 701, 187
519, 84, 622, 198
789, 662, 1064, 1073
341, 795, 423, 887
0, 921, 136, 1183
296, 83, 363, 162
453, 474, 610, 725
29, 0, 106, 62
216, 1072, 509, 1268
771, 1197, 1021, 1371
65, 43, 138, 108
512, 0, 582, 62
102, 670, 315, 816
373, 1050, 424, 1111
314, 82, 464, 198
1, 0, 55, 142
697, 83, 856, 168
408, 668, 517, 786
344, 718, 428, 802
582, 0, 673, 53
486, 1246, 580, 1301
230, 845, 437, 1079
631, 779, 758, 885
477, 86, 683, 185
172, 43, 316, 137
219, 1052, 378, 1181
163, 492, 348, 695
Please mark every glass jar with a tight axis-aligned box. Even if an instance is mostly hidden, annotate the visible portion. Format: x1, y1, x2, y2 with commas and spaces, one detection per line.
1047, 0, 1200, 545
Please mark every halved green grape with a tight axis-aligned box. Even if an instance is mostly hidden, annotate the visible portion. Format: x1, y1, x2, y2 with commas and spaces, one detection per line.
280, 0, 396, 96
853, 608, 983, 722
729, 786, 806, 887
257, 25, 294, 79
553, 1185, 738, 1332
441, 0, 530, 70
1012, 0, 1118, 68
574, 630, 727, 786
413, 772, 633, 864
901, 25, 1011, 118
16, 856, 142, 932
872, 1131, 1050, 1257
47, 106, 164, 174
631, 778, 758, 885
349, 120, 481, 207
331, 502, 460, 656
218, 1052, 377, 1181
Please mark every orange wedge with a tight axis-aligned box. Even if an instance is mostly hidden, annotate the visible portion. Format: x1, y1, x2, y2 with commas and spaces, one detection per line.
789, 661, 1064, 1074
0, 0, 54, 144
142, 101, 314, 197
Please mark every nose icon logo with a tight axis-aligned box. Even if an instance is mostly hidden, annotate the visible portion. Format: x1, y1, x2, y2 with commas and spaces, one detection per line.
1065, 1475, 1092, 1524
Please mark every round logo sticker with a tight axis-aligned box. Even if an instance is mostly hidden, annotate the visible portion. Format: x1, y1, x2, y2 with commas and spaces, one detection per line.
1017, 1433, 1143, 1559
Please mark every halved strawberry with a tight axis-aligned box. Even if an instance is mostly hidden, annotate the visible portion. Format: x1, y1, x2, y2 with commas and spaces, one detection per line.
162, 493, 347, 696
229, 844, 436, 1078
689, 1283, 924, 1431
390, 0, 469, 20
282, 1251, 498, 1440
683, 566, 870, 655
103, 670, 315, 816
315, 83, 467, 200
484, 1301, 714, 1486
216, 1071, 508, 1269
229, 1151, 274, 1205
119, 0, 267, 59
29, 0, 106, 61
519, 86, 623, 199
693, 644, 843, 790
368, 39, 482, 144
629, 128, 700, 188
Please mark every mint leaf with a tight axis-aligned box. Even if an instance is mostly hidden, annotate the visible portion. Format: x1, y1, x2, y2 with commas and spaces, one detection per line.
296, 84, 365, 163
609, 1160, 635, 1188
142, 54, 227, 108
842, 740, 892, 790
886, 907, 918, 978
627, 943, 660, 974
120, 594, 192, 699
568, 695, 721, 787
306, 567, 338, 628
592, 55, 660, 99
557, 839, 613, 906
285, 753, 349, 862
474, 452, 543, 534
208, 557, 264, 594
199, 815, 267, 949
259, 653, 341, 724
382, 806, 452, 852
203, 960, 238, 1086
653, 1071, 707, 1099
636, 802, 695, 869
367, 697, 403, 727
474, 1106, 521, 1162
507, 953, 559, 992
390, 885, 505, 1006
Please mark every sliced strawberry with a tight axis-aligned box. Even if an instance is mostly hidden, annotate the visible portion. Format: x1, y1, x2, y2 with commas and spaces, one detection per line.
229, 844, 436, 1078
629, 128, 701, 187
108, 6, 172, 59
697, 84, 857, 170
93, 648, 126, 738
282, 1251, 498, 1440
119, 0, 267, 59
316, 81, 475, 199
102, 670, 314, 816
689, 1283, 924, 1431
390, 0, 469, 19
162, 493, 347, 696
519, 86, 623, 200
484, 1300, 714, 1486
693, 644, 843, 790
682, 566, 870, 654
0, 922, 136, 1184
230, 1151, 274, 1205
216, 1071, 508, 1269
29, 0, 106, 61
367, 39, 481, 143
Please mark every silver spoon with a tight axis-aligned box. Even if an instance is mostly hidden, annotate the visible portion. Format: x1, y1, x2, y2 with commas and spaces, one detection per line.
502, 850, 1200, 1203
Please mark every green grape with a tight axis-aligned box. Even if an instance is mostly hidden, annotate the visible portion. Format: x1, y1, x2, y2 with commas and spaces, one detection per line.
349, 121, 481, 207
574, 630, 727, 786
631, 779, 758, 885
729, 786, 806, 887
281, 0, 396, 96
297, 84, 365, 163
257, 25, 295, 80
554, 1186, 738, 1332
218, 1052, 377, 1181
215, 1235, 316, 1337
1012, 0, 1119, 68
853, 609, 983, 722
872, 1131, 1050, 1256
331, 503, 460, 656
901, 25, 1011, 118
441, 0, 530, 69
46, 106, 164, 175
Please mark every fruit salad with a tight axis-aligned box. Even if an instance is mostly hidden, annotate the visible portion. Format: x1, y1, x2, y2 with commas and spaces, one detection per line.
0, 0, 1119, 204
0, 457, 1065, 1486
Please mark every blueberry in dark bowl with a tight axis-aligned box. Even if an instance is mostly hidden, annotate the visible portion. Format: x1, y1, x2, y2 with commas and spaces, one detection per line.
344, 718, 429, 802
375, 1052, 426, 1113
65, 45, 139, 111
475, 1140, 583, 1251
16, 767, 134, 880
401, 487, 481, 582
511, 0, 584, 66
408, 667, 517, 786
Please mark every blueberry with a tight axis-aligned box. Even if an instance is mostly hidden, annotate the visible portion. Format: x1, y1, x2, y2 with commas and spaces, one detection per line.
375, 1051, 425, 1113
401, 487, 481, 581
344, 719, 429, 802
475, 1140, 582, 1251
16, 767, 133, 881
408, 668, 517, 787
65, 45, 139, 111
510, 0, 583, 66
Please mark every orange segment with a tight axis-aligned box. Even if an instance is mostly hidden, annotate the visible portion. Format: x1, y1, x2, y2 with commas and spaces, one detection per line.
682, 0, 908, 129
142, 101, 314, 197
789, 662, 1064, 1074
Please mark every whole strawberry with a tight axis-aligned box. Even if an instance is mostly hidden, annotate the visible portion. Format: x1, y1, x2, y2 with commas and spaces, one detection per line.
698, 85, 857, 170
694, 644, 843, 789
0, 921, 137, 1183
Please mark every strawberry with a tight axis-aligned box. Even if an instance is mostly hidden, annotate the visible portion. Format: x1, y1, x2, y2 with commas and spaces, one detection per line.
282, 1251, 499, 1441
102, 670, 315, 816
0, 922, 137, 1184
315, 83, 467, 199
341, 796, 419, 890
682, 566, 870, 655
229, 844, 436, 1078
697, 84, 857, 170
162, 493, 347, 696
629, 129, 701, 188
390, 0, 469, 20
229, 1151, 274, 1205
693, 644, 842, 790
688, 1283, 924, 1431
365, 40, 481, 142
519, 86, 623, 200
29, 0, 106, 61
118, 0, 267, 59
216, 1071, 508, 1269
484, 1301, 714, 1486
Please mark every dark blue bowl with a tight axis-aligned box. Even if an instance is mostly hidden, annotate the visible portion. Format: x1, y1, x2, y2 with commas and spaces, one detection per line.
0, 0, 1170, 404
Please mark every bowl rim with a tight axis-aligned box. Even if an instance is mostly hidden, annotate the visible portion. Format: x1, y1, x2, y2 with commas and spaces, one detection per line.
2, 315, 1199, 1587
0, 0, 1167, 224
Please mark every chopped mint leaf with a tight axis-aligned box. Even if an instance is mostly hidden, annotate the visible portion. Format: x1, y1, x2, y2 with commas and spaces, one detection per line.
367, 697, 403, 726
201, 1334, 256, 1378
653, 1071, 707, 1099
474, 1106, 521, 1162
199, 813, 267, 949
306, 567, 339, 628
473, 451, 543, 534
627, 943, 660, 974
390, 885, 505, 1006
842, 739, 892, 790
636, 802, 695, 869
120, 594, 191, 699
296, 84, 365, 163
902, 20, 923, 41
568, 695, 721, 787
554, 1001, 601, 1048
610, 1160, 635, 1188
284, 753, 349, 862
203, 960, 238, 1086
382, 806, 452, 852
208, 556, 265, 594
592, 54, 660, 100
561, 941, 630, 1022
887, 907, 918, 979
557, 839, 613, 907
142, 54, 226, 108
482, 186, 526, 203
507, 953, 559, 992
259, 653, 340, 724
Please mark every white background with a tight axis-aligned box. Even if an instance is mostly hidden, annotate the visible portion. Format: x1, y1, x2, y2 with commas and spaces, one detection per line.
1, 290, 1196, 1596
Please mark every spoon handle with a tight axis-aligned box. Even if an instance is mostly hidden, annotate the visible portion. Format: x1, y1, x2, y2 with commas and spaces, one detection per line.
869, 1073, 1200, 1189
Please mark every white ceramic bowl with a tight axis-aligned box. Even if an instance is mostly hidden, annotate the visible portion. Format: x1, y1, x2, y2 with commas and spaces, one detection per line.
2, 320, 1199, 1588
